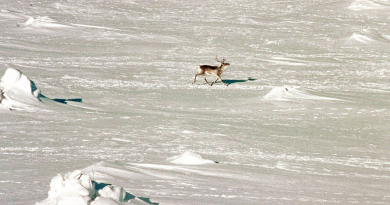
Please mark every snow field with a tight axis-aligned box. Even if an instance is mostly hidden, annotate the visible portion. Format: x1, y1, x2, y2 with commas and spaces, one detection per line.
1, 0, 390, 204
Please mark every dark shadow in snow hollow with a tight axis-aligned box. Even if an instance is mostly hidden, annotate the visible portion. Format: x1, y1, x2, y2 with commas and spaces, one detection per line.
94, 181, 159, 205
138, 197, 159, 205
52, 98, 83, 104
223, 77, 256, 85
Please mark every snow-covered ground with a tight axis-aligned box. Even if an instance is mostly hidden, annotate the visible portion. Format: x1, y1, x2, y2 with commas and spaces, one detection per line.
1, 0, 390, 204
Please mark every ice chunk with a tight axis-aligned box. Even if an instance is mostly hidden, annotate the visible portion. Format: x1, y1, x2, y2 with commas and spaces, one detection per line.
91, 197, 120, 205
36, 170, 130, 205
38, 170, 95, 205
0, 68, 42, 110
98, 185, 126, 202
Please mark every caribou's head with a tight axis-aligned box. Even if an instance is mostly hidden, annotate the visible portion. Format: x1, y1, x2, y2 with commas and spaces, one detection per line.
215, 55, 230, 67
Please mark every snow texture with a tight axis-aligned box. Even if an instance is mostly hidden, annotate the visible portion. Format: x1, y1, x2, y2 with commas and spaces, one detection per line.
1, 0, 390, 204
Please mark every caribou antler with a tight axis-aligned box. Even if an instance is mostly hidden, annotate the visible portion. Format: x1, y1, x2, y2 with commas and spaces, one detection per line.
215, 55, 226, 63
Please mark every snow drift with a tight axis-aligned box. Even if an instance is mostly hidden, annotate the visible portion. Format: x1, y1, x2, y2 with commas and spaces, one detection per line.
17, 16, 72, 28
166, 152, 216, 165
263, 86, 340, 101
0, 68, 42, 110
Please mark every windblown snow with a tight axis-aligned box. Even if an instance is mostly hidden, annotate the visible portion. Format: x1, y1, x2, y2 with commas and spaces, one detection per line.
1, 0, 390, 205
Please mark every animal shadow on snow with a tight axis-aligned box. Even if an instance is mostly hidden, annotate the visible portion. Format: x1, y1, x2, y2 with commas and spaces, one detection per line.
52, 98, 82, 104
94, 182, 159, 205
223, 77, 257, 85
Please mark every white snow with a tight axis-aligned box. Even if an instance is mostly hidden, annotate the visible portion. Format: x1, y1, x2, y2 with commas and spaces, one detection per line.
1, 0, 390, 204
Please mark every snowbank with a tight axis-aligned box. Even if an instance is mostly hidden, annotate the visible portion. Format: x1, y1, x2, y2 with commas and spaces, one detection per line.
0, 68, 42, 110
36, 170, 127, 205
166, 152, 216, 165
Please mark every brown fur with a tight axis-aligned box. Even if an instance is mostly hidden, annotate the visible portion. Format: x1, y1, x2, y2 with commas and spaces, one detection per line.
192, 57, 230, 86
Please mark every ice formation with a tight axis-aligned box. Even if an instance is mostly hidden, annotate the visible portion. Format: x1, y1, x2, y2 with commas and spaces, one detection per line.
166, 152, 216, 165
92, 185, 126, 205
36, 170, 126, 205
0, 68, 42, 110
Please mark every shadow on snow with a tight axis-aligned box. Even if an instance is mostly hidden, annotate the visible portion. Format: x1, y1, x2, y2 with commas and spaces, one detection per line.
223, 77, 257, 85
52, 98, 83, 104
94, 181, 159, 205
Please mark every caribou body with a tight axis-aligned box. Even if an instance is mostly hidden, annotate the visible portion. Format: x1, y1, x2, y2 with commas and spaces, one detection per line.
192, 56, 230, 86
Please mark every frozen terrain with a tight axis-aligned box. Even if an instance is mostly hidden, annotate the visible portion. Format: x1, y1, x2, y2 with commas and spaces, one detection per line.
1, 0, 390, 204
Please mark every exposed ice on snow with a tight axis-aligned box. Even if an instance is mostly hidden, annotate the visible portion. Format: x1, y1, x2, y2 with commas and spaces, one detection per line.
346, 29, 390, 45
36, 170, 127, 205
263, 86, 341, 101
348, 0, 390, 10
166, 152, 216, 165
0, 68, 42, 110
95, 185, 126, 203
17, 16, 72, 28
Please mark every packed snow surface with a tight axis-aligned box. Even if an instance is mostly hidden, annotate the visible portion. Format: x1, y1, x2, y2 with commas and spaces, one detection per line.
1, 0, 390, 204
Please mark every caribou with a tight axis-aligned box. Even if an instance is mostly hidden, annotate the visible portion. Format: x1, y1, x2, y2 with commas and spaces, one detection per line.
192, 56, 230, 86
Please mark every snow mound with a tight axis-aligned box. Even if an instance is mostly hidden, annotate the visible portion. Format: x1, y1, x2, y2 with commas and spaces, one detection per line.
166, 152, 216, 165
0, 68, 42, 110
263, 86, 340, 101
36, 170, 126, 205
348, 0, 390, 10
346, 29, 390, 45
18, 16, 72, 28
0, 68, 88, 111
